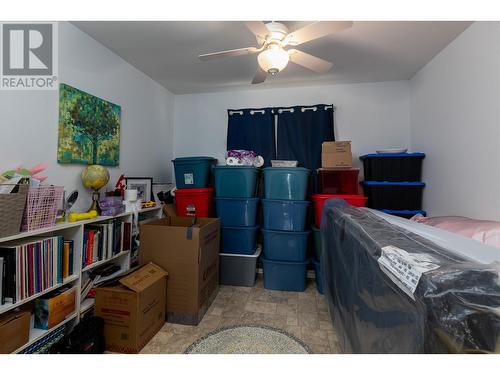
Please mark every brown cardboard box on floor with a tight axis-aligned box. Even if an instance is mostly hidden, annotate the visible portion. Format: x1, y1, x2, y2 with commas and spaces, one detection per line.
139, 216, 220, 325
0, 309, 30, 353
94, 262, 168, 353
322, 141, 353, 168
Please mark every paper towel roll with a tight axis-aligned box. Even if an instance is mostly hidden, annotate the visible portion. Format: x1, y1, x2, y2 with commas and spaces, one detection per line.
226, 157, 241, 166
253, 156, 264, 168
124, 189, 138, 201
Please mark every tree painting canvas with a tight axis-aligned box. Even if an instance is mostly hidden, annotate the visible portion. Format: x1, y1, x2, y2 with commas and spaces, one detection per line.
57, 84, 121, 166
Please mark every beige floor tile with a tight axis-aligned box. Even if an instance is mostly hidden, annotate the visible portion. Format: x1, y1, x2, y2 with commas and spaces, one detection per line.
298, 311, 320, 329
298, 299, 318, 313
207, 305, 224, 316
308, 343, 332, 354
327, 331, 342, 353
318, 310, 331, 321
319, 319, 334, 331
276, 302, 298, 316
300, 326, 329, 344
286, 316, 299, 326
244, 300, 277, 314
217, 316, 244, 328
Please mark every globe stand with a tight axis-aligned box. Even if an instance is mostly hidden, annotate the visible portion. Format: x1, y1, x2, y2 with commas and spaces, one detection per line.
88, 188, 102, 215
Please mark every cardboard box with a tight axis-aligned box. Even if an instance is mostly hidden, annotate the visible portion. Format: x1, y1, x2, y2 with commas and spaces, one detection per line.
139, 216, 220, 325
94, 262, 167, 353
161, 203, 177, 218
34, 286, 76, 329
0, 309, 30, 353
322, 141, 353, 168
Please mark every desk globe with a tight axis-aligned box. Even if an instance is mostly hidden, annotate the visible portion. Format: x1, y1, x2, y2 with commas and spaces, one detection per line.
81, 165, 110, 215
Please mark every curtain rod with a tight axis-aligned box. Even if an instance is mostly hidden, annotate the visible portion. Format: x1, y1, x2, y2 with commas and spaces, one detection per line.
230, 105, 335, 115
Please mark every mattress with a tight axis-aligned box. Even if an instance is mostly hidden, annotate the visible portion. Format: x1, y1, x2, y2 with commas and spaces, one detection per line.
321, 199, 500, 353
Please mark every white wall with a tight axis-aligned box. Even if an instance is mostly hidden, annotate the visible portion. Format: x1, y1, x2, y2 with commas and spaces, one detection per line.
410, 22, 500, 220
0, 22, 175, 210
173, 80, 411, 174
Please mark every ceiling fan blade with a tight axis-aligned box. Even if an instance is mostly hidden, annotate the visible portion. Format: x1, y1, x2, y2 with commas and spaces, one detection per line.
245, 21, 269, 39
288, 49, 333, 73
286, 21, 353, 46
199, 46, 259, 61
251, 67, 267, 84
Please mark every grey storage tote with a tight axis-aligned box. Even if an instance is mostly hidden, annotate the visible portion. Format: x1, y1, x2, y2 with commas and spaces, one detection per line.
219, 247, 261, 287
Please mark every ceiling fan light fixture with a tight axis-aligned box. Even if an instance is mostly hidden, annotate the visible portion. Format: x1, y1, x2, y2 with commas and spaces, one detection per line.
258, 45, 289, 75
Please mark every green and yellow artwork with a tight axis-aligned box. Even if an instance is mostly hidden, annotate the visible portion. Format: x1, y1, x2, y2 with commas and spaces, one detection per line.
57, 83, 121, 166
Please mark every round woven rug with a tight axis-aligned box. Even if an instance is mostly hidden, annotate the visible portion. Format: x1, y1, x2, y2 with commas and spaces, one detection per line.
184, 325, 310, 354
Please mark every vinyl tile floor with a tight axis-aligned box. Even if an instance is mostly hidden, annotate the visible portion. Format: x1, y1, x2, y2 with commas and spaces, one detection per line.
140, 275, 341, 354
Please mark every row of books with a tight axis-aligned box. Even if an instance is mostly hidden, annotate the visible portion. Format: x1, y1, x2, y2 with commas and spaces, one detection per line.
0, 236, 74, 305
82, 219, 131, 269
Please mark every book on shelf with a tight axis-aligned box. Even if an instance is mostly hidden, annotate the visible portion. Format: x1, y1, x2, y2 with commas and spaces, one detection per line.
82, 219, 131, 270
0, 236, 65, 305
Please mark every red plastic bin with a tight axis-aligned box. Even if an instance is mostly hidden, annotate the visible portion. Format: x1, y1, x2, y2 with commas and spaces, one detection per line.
311, 194, 368, 226
317, 168, 359, 194
175, 188, 214, 217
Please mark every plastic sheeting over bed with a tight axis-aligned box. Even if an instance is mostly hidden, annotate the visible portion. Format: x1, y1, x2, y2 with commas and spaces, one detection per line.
320, 199, 500, 353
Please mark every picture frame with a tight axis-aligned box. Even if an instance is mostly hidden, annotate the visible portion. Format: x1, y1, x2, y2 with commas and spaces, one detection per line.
124, 177, 153, 201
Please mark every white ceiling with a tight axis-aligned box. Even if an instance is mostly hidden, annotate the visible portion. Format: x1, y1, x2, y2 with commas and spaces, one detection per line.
72, 21, 471, 94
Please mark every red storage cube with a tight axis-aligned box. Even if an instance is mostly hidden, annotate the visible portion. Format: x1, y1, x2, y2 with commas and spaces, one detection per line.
175, 188, 214, 217
317, 168, 360, 194
311, 194, 368, 227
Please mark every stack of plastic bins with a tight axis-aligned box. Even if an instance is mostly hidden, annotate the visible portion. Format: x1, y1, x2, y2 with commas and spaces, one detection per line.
214, 166, 260, 287
360, 152, 427, 218
261, 167, 310, 292
172, 156, 216, 217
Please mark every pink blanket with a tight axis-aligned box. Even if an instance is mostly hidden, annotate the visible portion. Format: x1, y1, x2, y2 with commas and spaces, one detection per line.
412, 215, 500, 248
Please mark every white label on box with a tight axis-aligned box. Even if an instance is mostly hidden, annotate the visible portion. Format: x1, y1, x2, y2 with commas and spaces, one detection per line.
184, 173, 194, 185
378, 245, 440, 300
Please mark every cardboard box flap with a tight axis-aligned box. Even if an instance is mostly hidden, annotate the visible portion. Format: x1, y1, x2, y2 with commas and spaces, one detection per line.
119, 262, 168, 293
0, 310, 30, 327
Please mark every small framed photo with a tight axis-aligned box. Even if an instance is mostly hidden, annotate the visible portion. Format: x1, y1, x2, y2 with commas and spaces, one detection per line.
125, 177, 153, 201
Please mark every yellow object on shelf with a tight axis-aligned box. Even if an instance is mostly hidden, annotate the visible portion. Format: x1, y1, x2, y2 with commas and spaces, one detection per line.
68, 210, 98, 222
142, 200, 156, 209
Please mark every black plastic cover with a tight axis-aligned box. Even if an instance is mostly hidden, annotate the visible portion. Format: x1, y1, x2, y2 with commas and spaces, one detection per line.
320, 199, 500, 353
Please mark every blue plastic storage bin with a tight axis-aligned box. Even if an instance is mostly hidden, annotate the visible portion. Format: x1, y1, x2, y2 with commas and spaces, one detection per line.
172, 156, 216, 188
261, 256, 308, 292
215, 197, 259, 227
263, 167, 311, 200
261, 228, 309, 261
214, 166, 259, 198
220, 225, 259, 255
312, 257, 324, 294
262, 199, 309, 231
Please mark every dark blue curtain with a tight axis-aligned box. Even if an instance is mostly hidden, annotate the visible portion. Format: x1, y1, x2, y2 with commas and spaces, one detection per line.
277, 104, 335, 193
226, 108, 276, 167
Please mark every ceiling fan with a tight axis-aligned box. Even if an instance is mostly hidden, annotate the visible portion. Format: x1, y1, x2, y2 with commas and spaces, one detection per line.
198, 21, 353, 84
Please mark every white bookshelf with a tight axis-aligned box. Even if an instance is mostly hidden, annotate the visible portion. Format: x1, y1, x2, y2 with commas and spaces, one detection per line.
0, 206, 162, 353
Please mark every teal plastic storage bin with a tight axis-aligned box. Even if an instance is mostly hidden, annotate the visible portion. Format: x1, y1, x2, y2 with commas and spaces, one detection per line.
220, 225, 259, 255
263, 167, 311, 200
262, 199, 309, 231
215, 197, 259, 227
172, 156, 216, 188
214, 166, 259, 198
261, 257, 308, 292
262, 228, 309, 261
311, 225, 322, 260
312, 257, 324, 294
